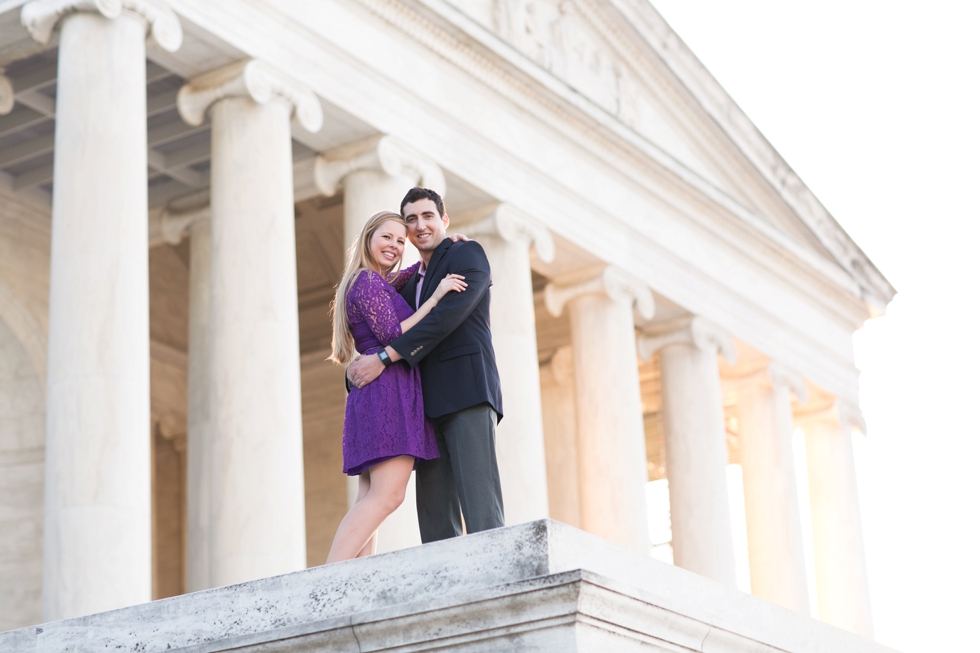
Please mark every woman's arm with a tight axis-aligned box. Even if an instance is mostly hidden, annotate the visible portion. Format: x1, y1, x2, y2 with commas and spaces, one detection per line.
345, 271, 466, 388
388, 242, 490, 367
397, 273, 466, 334
390, 261, 421, 291
390, 235, 468, 290
347, 271, 405, 346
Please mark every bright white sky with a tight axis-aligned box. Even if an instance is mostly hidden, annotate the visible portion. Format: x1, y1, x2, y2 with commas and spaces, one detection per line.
645, 2, 980, 651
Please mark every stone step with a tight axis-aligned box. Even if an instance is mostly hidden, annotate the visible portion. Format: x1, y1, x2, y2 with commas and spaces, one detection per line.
0, 520, 896, 652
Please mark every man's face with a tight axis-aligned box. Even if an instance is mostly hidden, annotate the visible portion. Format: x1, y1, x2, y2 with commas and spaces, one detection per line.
402, 198, 449, 252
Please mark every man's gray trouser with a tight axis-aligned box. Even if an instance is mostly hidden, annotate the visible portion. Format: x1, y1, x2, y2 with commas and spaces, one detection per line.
415, 403, 505, 542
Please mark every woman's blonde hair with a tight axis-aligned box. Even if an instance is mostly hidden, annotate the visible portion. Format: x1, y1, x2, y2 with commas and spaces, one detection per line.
329, 211, 408, 365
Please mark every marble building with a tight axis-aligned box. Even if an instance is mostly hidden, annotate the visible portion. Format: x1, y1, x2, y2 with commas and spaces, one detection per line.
0, 0, 893, 647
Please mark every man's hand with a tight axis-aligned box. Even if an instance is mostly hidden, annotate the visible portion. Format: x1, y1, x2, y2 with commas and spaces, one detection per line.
347, 353, 385, 389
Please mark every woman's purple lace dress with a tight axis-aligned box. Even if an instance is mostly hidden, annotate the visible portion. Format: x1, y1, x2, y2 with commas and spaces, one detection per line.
342, 264, 438, 475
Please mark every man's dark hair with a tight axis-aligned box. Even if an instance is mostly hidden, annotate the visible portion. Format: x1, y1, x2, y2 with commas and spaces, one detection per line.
400, 187, 446, 218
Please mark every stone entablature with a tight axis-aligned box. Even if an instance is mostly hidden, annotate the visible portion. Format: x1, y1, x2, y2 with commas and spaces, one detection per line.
0, 0, 889, 402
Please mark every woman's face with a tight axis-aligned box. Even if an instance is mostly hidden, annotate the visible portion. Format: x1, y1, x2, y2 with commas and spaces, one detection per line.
369, 220, 407, 271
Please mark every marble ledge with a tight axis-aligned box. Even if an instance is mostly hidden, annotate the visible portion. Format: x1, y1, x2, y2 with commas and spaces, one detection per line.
0, 520, 903, 653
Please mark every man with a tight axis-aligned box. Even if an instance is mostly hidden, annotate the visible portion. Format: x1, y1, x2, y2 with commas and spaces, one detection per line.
347, 187, 505, 541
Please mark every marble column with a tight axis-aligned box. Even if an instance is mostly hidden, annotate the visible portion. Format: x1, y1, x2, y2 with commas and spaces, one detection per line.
638, 317, 738, 587
20, 0, 182, 621
796, 400, 873, 638
544, 266, 653, 553
0, 72, 13, 114
161, 206, 211, 592
315, 135, 444, 552
178, 59, 323, 587
539, 346, 580, 528
465, 205, 552, 525
728, 362, 810, 613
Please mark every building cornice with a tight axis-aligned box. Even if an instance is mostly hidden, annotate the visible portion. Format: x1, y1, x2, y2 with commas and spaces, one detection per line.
332, 0, 887, 322
607, 0, 895, 311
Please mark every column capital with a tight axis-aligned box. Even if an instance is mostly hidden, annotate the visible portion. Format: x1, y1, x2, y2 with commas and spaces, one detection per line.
0, 72, 12, 115
637, 316, 736, 365
21, 0, 182, 51
540, 345, 573, 385
770, 361, 808, 403
464, 204, 555, 263
177, 59, 323, 133
153, 411, 187, 453
544, 265, 654, 320
160, 203, 209, 245
796, 397, 866, 435
723, 361, 808, 404
314, 134, 445, 197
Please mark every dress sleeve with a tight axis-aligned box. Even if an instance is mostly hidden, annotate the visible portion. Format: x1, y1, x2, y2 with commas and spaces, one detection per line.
390, 261, 421, 291
347, 270, 404, 346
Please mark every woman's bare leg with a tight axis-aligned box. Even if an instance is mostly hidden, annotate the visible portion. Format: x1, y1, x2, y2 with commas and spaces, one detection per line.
356, 531, 378, 558
326, 456, 414, 563
353, 473, 377, 558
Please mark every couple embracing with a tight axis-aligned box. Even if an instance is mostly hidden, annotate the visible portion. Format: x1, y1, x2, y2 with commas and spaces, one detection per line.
326, 187, 505, 562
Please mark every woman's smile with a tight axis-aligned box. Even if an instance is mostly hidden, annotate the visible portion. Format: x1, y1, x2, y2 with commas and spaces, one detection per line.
369, 219, 408, 271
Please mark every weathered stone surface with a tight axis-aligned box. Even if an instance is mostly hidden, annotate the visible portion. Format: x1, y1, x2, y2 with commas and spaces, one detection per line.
0, 520, 898, 652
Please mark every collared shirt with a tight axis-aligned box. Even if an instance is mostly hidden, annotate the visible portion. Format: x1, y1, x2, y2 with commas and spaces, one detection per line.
414, 262, 427, 310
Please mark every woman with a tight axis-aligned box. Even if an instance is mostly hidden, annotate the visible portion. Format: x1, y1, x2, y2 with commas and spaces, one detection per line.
326, 210, 466, 563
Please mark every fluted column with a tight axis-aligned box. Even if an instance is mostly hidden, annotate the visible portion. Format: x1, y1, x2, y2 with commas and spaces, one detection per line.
160, 205, 211, 592
638, 317, 737, 587
539, 346, 580, 527
465, 205, 552, 525
315, 135, 444, 553
21, 0, 182, 620
727, 362, 810, 612
178, 59, 323, 587
796, 399, 873, 638
544, 266, 653, 553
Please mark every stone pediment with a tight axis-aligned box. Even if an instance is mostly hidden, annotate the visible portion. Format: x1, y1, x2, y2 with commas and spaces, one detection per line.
446, 0, 894, 311
456, 0, 730, 190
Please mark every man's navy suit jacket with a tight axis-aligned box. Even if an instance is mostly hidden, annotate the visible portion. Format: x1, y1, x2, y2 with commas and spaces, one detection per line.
390, 238, 503, 422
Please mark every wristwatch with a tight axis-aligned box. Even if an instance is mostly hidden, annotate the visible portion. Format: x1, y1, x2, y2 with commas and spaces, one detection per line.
378, 349, 393, 368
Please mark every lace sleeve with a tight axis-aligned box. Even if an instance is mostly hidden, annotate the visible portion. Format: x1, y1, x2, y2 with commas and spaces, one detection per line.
390, 261, 421, 291
347, 270, 404, 346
